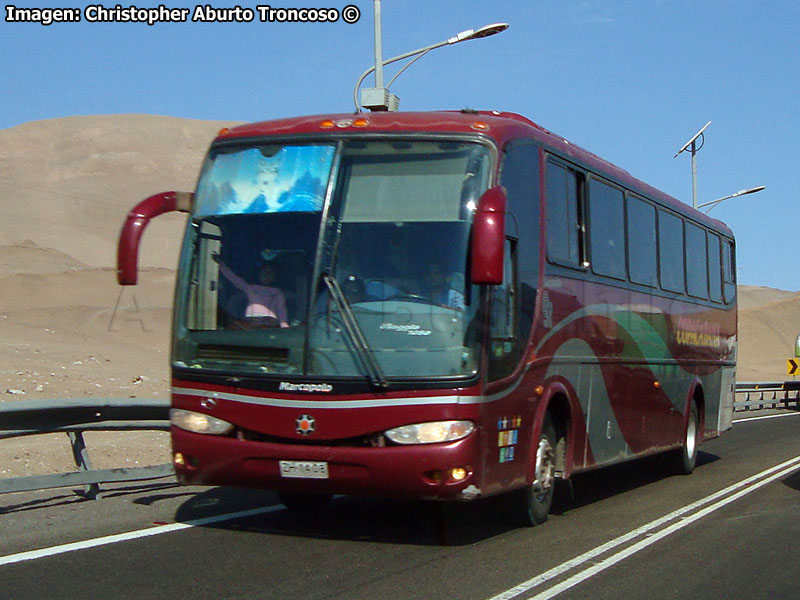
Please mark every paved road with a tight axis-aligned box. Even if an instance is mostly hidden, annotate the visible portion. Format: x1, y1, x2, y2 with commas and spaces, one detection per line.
2, 411, 799, 600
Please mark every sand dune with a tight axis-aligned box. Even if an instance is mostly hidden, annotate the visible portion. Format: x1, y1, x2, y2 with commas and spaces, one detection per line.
738, 287, 800, 381
738, 285, 800, 310
0, 114, 233, 270
0, 114, 233, 407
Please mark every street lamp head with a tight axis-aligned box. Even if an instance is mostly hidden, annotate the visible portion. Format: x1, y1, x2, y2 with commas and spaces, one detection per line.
474, 22, 510, 37
450, 22, 509, 43
697, 185, 766, 213
355, 4, 508, 112
737, 185, 766, 197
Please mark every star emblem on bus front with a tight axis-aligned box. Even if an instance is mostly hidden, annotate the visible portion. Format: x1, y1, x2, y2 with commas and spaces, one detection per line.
295, 414, 316, 435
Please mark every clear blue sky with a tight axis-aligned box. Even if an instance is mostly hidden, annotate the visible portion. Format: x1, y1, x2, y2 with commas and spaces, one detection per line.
3, 0, 798, 289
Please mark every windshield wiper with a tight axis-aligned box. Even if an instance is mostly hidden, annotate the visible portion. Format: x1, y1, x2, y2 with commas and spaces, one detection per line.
322, 273, 388, 389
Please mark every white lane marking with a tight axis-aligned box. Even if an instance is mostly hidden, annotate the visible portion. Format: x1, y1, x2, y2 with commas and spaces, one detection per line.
6, 449, 800, 575
0, 505, 282, 567
733, 411, 800, 423
528, 460, 800, 600
488, 455, 800, 600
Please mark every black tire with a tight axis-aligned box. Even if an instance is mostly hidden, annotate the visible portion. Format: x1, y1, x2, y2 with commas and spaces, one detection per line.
512, 415, 557, 527
670, 402, 699, 475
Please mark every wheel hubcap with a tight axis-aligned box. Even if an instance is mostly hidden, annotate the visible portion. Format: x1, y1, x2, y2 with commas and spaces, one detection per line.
532, 437, 556, 500
686, 412, 697, 459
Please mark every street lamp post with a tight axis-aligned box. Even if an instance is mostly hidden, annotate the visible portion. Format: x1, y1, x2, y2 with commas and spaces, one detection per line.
355, 0, 508, 112
696, 185, 766, 214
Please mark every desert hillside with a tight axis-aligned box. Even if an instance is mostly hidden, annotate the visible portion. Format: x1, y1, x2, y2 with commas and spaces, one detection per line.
0, 114, 232, 270
737, 286, 800, 381
0, 114, 235, 402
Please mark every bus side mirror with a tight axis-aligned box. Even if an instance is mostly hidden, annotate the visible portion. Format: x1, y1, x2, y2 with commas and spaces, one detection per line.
470, 186, 507, 285
117, 191, 193, 285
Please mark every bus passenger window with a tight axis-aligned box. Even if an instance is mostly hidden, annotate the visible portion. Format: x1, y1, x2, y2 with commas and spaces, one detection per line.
658, 210, 685, 293
708, 233, 723, 302
686, 223, 709, 299
627, 196, 657, 287
546, 161, 582, 268
723, 240, 736, 303
588, 179, 625, 280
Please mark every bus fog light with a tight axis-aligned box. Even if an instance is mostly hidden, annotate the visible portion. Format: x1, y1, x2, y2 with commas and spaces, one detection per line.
449, 467, 468, 481
385, 421, 475, 445
174, 452, 186, 466
171, 409, 234, 435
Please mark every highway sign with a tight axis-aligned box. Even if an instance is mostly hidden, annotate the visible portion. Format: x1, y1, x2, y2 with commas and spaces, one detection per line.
788, 358, 799, 376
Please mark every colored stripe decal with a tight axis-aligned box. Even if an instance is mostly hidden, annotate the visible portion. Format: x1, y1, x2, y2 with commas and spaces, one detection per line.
171, 386, 491, 409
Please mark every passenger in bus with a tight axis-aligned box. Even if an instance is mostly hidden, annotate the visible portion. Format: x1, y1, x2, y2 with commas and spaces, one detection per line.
212, 253, 289, 328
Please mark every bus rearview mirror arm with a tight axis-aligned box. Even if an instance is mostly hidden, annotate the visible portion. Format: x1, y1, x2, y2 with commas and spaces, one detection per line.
470, 186, 507, 285
117, 191, 193, 285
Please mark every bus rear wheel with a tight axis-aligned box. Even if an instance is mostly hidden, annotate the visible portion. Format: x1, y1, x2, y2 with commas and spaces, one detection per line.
669, 401, 699, 475
513, 416, 557, 527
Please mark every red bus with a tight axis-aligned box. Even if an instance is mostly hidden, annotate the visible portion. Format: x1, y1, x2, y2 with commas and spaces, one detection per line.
118, 110, 736, 525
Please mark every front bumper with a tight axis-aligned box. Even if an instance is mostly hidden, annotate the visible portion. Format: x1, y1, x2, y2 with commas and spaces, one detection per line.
172, 426, 481, 500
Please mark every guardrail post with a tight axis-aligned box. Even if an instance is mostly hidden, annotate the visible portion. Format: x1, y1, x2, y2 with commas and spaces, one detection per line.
0, 397, 173, 497
68, 431, 102, 500
734, 382, 800, 412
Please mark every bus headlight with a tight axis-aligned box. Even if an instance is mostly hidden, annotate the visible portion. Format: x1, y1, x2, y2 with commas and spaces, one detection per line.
385, 421, 475, 445
171, 409, 234, 435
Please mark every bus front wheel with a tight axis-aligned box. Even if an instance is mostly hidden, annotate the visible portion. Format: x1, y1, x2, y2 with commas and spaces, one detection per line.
513, 415, 557, 527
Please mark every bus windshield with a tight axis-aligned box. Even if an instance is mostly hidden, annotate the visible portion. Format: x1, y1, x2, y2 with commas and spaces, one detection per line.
174, 139, 491, 382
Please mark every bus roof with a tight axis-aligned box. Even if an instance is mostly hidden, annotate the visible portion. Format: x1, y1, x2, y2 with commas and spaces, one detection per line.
216, 110, 732, 236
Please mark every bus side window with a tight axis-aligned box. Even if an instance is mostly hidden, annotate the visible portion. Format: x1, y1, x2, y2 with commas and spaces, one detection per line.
489, 238, 517, 380
723, 240, 736, 303
686, 222, 709, 299
658, 210, 685, 293
708, 233, 723, 302
627, 195, 658, 287
546, 160, 584, 268
588, 178, 625, 280
188, 221, 221, 331
489, 142, 540, 381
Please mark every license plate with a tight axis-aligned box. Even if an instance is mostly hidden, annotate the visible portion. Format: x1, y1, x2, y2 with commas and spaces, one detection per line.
279, 461, 329, 479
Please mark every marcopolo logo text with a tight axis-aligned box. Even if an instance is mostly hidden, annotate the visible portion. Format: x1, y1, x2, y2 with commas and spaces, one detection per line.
279, 382, 334, 393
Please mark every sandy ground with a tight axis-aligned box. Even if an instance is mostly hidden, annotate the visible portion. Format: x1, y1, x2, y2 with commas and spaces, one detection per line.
0, 114, 224, 482
1, 115, 799, 484
0, 253, 176, 479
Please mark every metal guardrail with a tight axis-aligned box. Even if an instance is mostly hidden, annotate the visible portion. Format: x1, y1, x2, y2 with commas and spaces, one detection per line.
0, 397, 172, 499
734, 382, 800, 412
0, 384, 797, 499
